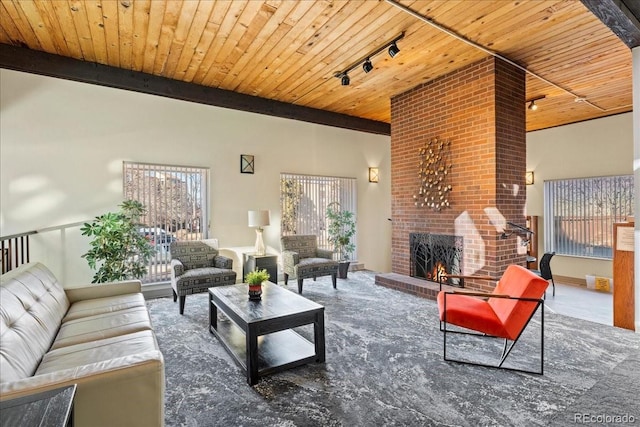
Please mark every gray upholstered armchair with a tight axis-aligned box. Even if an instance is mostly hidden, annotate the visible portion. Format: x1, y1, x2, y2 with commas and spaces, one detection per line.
170, 240, 236, 314
281, 235, 339, 294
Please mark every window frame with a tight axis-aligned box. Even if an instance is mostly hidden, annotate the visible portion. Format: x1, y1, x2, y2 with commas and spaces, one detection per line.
280, 172, 358, 260
543, 174, 634, 260
123, 161, 210, 283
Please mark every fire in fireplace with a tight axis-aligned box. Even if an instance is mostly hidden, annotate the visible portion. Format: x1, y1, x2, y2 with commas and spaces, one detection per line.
410, 233, 464, 287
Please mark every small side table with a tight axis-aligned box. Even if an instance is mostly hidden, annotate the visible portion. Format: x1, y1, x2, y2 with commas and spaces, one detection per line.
0, 384, 76, 427
243, 253, 278, 283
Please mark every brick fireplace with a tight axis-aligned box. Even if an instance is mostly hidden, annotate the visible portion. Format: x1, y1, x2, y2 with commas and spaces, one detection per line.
376, 56, 527, 297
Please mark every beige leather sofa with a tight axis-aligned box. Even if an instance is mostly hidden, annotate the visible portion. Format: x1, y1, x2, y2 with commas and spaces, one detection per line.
0, 262, 165, 426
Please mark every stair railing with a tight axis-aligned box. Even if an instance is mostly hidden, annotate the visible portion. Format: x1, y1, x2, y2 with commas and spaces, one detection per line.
1, 230, 36, 274
1, 221, 87, 274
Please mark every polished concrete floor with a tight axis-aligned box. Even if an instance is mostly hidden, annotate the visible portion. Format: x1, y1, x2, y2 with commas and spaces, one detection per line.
543, 282, 613, 326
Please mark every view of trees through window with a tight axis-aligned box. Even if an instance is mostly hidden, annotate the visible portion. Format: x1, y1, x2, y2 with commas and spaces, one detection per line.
544, 175, 634, 259
124, 162, 209, 283
280, 173, 357, 260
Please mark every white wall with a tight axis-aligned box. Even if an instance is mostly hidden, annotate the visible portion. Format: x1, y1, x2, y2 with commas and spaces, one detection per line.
526, 112, 634, 280
0, 69, 392, 285
3, 67, 632, 287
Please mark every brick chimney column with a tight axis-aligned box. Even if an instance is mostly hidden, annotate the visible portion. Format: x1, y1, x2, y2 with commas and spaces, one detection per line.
390, 56, 526, 291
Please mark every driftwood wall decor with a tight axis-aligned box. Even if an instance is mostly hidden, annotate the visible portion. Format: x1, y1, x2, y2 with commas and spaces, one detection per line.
413, 137, 452, 211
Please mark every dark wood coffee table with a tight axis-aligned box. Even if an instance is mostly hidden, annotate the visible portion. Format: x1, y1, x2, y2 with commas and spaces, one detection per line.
209, 282, 325, 385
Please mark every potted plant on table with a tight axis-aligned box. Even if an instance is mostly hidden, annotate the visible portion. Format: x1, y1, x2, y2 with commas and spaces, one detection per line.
245, 268, 270, 300
81, 200, 155, 283
326, 202, 356, 279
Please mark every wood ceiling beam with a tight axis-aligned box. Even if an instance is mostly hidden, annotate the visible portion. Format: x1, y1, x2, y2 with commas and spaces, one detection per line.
0, 44, 390, 136
581, 0, 640, 48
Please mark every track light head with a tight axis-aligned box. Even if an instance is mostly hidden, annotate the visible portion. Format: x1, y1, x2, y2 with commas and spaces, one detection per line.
363, 58, 373, 73
388, 41, 400, 58
526, 95, 545, 111
335, 32, 404, 86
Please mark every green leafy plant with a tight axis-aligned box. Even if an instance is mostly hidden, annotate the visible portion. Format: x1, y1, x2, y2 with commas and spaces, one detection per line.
326, 202, 356, 261
245, 269, 270, 285
81, 200, 155, 283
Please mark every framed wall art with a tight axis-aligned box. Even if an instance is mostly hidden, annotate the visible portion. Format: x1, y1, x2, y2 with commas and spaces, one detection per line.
240, 154, 254, 174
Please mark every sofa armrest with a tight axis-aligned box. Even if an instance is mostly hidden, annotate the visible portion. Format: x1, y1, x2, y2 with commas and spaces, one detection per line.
213, 255, 233, 269
316, 248, 334, 260
170, 259, 184, 277
0, 351, 165, 426
281, 250, 299, 274
64, 281, 142, 304
0, 350, 163, 401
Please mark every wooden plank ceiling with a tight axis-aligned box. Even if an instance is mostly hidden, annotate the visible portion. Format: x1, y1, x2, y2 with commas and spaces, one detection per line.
0, 0, 633, 132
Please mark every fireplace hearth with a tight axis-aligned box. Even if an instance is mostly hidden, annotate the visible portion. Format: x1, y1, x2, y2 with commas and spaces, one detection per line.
410, 233, 463, 287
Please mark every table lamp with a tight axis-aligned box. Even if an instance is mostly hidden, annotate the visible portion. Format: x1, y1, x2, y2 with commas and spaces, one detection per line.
248, 210, 270, 256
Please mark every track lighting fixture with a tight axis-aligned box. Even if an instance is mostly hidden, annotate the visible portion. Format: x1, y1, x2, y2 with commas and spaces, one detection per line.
334, 32, 405, 85
388, 41, 400, 58
526, 95, 546, 111
363, 58, 373, 73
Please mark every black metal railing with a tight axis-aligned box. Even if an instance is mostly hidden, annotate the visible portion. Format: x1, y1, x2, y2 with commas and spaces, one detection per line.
1, 230, 37, 274
1, 221, 87, 275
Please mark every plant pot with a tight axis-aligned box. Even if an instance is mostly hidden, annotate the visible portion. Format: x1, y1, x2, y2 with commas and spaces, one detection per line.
337, 261, 350, 279
248, 284, 262, 300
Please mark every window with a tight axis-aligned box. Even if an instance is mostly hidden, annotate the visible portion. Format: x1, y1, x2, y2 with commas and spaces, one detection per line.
544, 175, 634, 259
280, 173, 357, 259
124, 162, 209, 283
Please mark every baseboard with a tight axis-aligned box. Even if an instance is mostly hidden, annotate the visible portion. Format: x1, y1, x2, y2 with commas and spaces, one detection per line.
554, 275, 613, 294
555, 275, 587, 288
348, 262, 364, 271
142, 281, 172, 299
143, 273, 593, 296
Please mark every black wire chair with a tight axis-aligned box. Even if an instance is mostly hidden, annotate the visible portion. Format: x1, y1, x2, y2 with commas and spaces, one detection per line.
531, 252, 556, 296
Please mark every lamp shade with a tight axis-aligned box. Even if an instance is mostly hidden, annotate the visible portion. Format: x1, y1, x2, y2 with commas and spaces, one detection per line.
248, 210, 270, 228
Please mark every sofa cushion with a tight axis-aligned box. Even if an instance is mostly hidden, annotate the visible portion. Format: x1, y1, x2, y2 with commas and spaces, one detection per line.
174, 267, 236, 289
0, 263, 70, 383
295, 257, 339, 278
36, 330, 160, 376
51, 306, 153, 350
62, 293, 146, 322
488, 265, 549, 340
437, 291, 508, 338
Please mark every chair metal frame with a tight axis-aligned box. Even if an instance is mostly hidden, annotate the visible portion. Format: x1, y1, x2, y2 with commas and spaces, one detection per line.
440, 289, 546, 375
438, 272, 494, 291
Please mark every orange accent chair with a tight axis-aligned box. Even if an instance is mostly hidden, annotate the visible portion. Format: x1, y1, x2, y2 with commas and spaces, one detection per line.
437, 264, 549, 374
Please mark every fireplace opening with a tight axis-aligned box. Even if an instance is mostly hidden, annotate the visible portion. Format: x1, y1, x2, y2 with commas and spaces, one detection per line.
410, 233, 464, 287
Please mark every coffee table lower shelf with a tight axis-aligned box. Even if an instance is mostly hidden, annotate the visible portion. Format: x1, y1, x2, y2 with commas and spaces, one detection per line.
209, 283, 325, 385
210, 320, 317, 378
